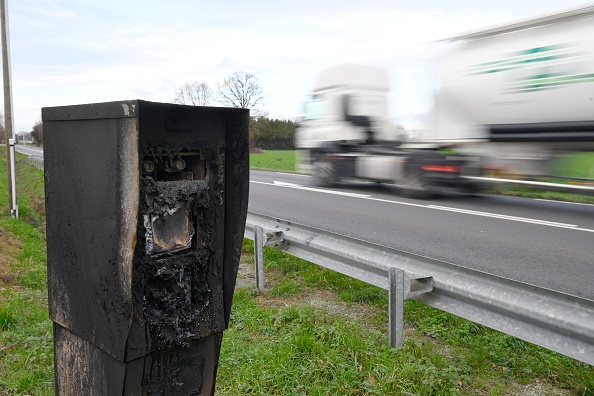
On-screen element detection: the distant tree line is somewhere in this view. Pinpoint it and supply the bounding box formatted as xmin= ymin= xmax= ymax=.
xmin=251 ymin=117 xmax=296 ymax=150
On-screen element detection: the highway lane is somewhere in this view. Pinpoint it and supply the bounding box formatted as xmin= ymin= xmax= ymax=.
xmin=248 ymin=170 xmax=594 ymax=301
xmin=15 ymin=144 xmax=44 ymax=157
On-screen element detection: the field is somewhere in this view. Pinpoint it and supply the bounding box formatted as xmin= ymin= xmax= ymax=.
xmin=250 ymin=150 xmax=297 ymax=172
xmin=554 ymin=152 xmax=594 ymax=178
xmin=0 ymin=150 xmax=593 ymax=395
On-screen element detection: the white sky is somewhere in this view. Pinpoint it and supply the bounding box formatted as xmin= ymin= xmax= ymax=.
xmin=3 ymin=0 xmax=591 ymax=132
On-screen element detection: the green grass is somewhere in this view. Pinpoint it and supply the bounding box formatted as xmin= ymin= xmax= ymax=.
xmin=217 ymin=242 xmax=594 ymax=395
xmin=553 ymin=152 xmax=594 ymax=178
xmin=250 ymin=150 xmax=297 ymax=172
xmin=0 ymin=151 xmax=53 ymax=395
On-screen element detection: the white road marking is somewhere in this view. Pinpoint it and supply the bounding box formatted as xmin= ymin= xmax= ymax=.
xmin=534 ymin=199 xmax=594 ymax=207
xmin=426 ymin=205 xmax=577 ymax=228
xmin=253 ymin=180 xmax=371 ymax=198
xmin=250 ymin=179 xmax=594 ymax=233
xmin=273 ymin=172 xmax=309 ymax=177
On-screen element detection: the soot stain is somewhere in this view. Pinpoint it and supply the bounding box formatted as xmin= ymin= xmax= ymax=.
xmin=133 ymin=147 xmax=224 ymax=350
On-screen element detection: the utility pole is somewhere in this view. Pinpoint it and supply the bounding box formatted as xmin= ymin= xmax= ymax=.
xmin=1 ymin=0 xmax=17 ymax=218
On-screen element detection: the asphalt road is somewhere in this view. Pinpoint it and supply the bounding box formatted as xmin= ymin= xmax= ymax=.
xmin=249 ymin=170 xmax=594 ymax=301
xmin=15 ymin=144 xmax=44 ymax=157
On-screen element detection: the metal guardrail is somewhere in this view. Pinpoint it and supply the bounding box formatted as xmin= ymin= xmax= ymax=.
xmin=21 ymin=155 xmax=44 ymax=171
xmin=245 ymin=211 xmax=594 ymax=366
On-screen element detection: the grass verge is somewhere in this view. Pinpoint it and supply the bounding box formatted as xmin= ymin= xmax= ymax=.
xmin=216 ymin=240 xmax=594 ymax=395
xmin=0 ymin=151 xmax=53 ymax=395
xmin=250 ymin=150 xmax=297 ymax=173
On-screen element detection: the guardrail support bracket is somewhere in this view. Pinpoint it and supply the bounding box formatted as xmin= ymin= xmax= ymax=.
xmin=253 ymin=226 xmax=286 ymax=291
xmin=389 ymin=268 xmax=433 ymax=348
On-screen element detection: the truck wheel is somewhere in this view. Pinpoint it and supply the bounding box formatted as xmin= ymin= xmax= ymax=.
xmin=402 ymin=154 xmax=433 ymax=199
xmin=313 ymin=161 xmax=337 ymax=187
xmin=402 ymin=172 xmax=431 ymax=199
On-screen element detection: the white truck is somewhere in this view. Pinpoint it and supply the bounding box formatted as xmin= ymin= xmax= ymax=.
xmin=295 ymin=63 xmax=482 ymax=196
xmin=296 ymin=3 xmax=594 ymax=196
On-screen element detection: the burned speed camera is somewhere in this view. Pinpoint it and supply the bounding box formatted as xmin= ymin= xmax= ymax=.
xmin=43 ymin=100 xmax=249 ymax=395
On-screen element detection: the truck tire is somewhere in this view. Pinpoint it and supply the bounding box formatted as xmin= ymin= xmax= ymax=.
xmin=313 ymin=160 xmax=338 ymax=187
xmin=402 ymin=170 xmax=431 ymax=199
xmin=401 ymin=152 xmax=435 ymax=199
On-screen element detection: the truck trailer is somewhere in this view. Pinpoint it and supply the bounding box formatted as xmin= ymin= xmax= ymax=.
xmin=425 ymin=2 xmax=594 ymax=175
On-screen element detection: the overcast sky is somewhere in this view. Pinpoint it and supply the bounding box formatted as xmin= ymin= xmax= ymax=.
xmin=3 ymin=0 xmax=591 ymax=132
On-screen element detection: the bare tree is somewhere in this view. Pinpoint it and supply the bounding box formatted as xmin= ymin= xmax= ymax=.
xmin=172 ymin=81 xmax=213 ymax=106
xmin=217 ymin=71 xmax=266 ymax=117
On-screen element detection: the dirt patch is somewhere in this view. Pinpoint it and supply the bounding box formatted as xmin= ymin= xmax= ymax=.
xmin=235 ymin=258 xmax=256 ymax=289
xmin=513 ymin=381 xmax=571 ymax=396
xmin=236 ymin=258 xmax=386 ymax=334
xmin=0 ymin=227 xmax=22 ymax=290
xmin=235 ymin=257 xmax=287 ymax=291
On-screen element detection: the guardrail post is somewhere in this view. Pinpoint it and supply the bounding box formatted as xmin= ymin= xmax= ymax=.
xmin=389 ymin=267 xmax=405 ymax=347
xmin=254 ymin=225 xmax=266 ymax=291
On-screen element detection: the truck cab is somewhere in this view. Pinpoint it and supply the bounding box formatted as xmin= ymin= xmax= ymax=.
xmin=296 ymin=64 xmax=398 ymax=174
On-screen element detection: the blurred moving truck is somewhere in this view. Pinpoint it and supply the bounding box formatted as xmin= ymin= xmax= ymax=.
xmin=296 ymin=3 xmax=594 ymax=196
xmin=295 ymin=63 xmax=481 ymax=196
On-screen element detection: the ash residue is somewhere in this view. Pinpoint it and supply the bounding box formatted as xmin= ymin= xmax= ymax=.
xmin=143 ymin=253 xmax=212 ymax=347
xmin=133 ymin=147 xmax=227 ymax=350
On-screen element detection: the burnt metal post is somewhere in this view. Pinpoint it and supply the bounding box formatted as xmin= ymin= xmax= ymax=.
xmin=43 ymin=100 xmax=249 ymax=395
